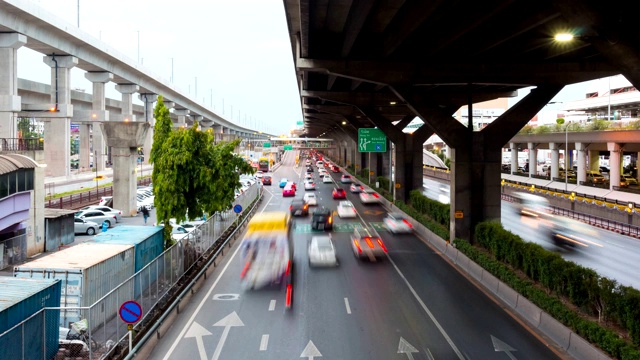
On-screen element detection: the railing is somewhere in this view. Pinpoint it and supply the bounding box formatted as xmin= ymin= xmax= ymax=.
xmin=45 ymin=178 xmax=152 ymax=209
xmin=0 ymin=138 xmax=44 ymax=152
xmin=0 ymin=183 xmax=262 ymax=360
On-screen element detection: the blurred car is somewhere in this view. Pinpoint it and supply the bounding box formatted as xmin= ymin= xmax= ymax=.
xmin=283 ymin=183 xmax=296 ymax=197
xmin=332 ymin=188 xmax=347 ymax=199
xmin=306 ymin=166 xmax=314 ymax=173
xmin=170 ymin=226 xmax=194 ymax=242
xmin=623 ymin=174 xmax=638 ymax=186
xmin=383 ymin=213 xmax=413 ymax=234
xmin=279 ymin=178 xmax=288 ymax=188
xmin=262 ymin=175 xmax=272 ymax=185
xmin=359 ymin=190 xmax=382 ymax=204
xmin=287 ymin=181 xmax=297 ymax=191
xmin=318 ymin=169 xmax=328 ymax=176
xmin=512 ymin=192 xmax=551 ymax=217
xmin=308 ymin=235 xmax=338 ymax=267
xmin=350 ymin=226 xmax=387 ymax=261
xmin=311 ymin=206 xmax=333 ymax=231
xmin=290 ymin=199 xmax=309 ymax=216
xmin=80 ymin=205 xmax=122 ymax=223
xmin=340 ymin=174 xmax=353 ymax=184
xmin=74 ymin=218 xmax=100 ymax=235
xmin=98 ymin=196 xmax=112 ymax=206
xmin=305 ymin=173 xmax=314 ymax=180
xmin=350 ymin=183 xmax=364 ymax=193
xmin=331 ymin=166 xmax=340 ymax=173
xmin=322 ymin=175 xmax=332 ymax=183
xmin=304 ymin=180 xmax=316 ymax=190
xmin=75 ymin=209 xmax=115 ymax=228
xmin=336 ymin=201 xmax=357 ymax=218
xmin=586 ymin=171 xmax=607 ymax=184
xmin=303 ymin=193 xmax=318 ymax=206
xmin=255 ymin=171 xmax=264 ymax=178
xmin=305 ymin=159 xmax=311 ymax=166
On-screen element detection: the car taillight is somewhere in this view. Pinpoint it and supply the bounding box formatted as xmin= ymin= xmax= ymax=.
xmin=353 ymin=208 xmax=357 ymax=213
xmin=354 ymin=239 xmax=363 ymax=253
xmin=377 ymin=238 xmax=388 ymax=253
xmin=289 ymin=205 xmax=293 ymax=211
xmin=402 ymin=219 xmax=413 ymax=228
xmin=304 ymin=205 xmax=308 ymax=210
xmin=328 ymin=216 xmax=333 ymax=224
xmin=365 ymin=237 xmax=374 ymax=248
xmin=372 ymin=193 xmax=379 ymax=198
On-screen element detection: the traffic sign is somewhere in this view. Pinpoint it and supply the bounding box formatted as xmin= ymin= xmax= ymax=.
xmin=233 ymin=204 xmax=243 ymax=214
xmin=284 ymin=145 xmax=293 ymax=150
xmin=263 ymin=143 xmax=271 ymax=148
xmin=119 ymin=300 xmax=142 ymax=324
xmin=296 ymin=120 xmax=304 ymax=126
xmin=358 ymin=128 xmax=387 ymax=152
xmin=455 ymin=210 xmax=464 ymax=219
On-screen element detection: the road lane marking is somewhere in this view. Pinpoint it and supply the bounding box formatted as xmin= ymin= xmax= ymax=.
xmin=386 ymin=254 xmax=465 ymax=359
xmin=260 ymin=334 xmax=269 ymax=351
xmin=269 ymin=299 xmax=276 ymax=311
xmin=344 ymin=297 xmax=351 ymax=314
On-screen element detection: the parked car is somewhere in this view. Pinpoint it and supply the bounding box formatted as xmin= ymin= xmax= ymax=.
xmin=80 ymin=205 xmax=122 ymax=223
xmin=74 ymin=218 xmax=100 ymax=235
xmin=308 ymin=235 xmax=338 ymax=267
xmin=623 ymin=174 xmax=638 ymax=186
xmin=75 ymin=209 xmax=115 ymax=228
xmin=586 ymin=171 xmax=607 ymax=184
xmin=98 ymin=196 xmax=112 ymax=206
xmin=170 ymin=226 xmax=194 ymax=241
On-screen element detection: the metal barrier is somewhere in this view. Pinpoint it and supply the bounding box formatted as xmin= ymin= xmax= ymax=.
xmin=0 ymin=183 xmax=262 ymax=360
xmin=45 ymin=178 xmax=152 ymax=209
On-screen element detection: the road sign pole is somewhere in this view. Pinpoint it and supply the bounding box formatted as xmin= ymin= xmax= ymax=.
xmin=368 ymin=152 xmax=371 ymax=184
xmin=128 ymin=324 xmax=133 ymax=353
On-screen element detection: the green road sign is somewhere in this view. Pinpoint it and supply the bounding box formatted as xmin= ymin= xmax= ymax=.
xmin=297 ymin=121 xmax=304 ymax=126
xmin=358 ymin=128 xmax=387 ymax=152
xmin=294 ymin=222 xmax=386 ymax=234
xmin=284 ymin=145 xmax=293 ymax=150
xmin=263 ymin=142 xmax=271 ymax=148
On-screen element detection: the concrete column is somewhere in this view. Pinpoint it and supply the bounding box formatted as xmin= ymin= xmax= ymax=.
xmin=101 ymin=122 xmax=150 ymax=216
xmin=213 ymin=124 xmax=223 ymax=134
xmin=380 ymin=139 xmax=391 ymax=178
xmin=29 ymin=151 xmax=46 ymax=256
xmin=369 ymin=152 xmax=379 ymax=181
xmin=79 ymin=125 xmax=90 ymax=170
xmin=85 ymin=72 xmax=113 ymax=172
xmin=43 ymin=55 xmax=77 ymax=177
xmin=393 ymin=134 xmax=424 ymax=202
xmin=174 ymin=109 xmax=189 ymax=127
xmin=589 ymin=151 xmax=600 ymax=172
xmin=0 ymin=33 xmax=26 ymax=141
xmin=637 ymin=152 xmax=640 ymax=183
xmin=528 ymin=142 xmax=536 ymax=177
xmin=550 ymin=143 xmax=560 ymax=179
xmin=510 ymin=142 xmax=518 ymax=173
xmin=115 ymin=85 xmax=139 ymax=120
xmin=576 ymin=142 xmax=587 ymax=184
xmin=139 ymin=93 xmax=157 ymax=165
xmin=223 ymin=127 xmax=230 ymax=134
xmin=608 ymin=142 xmax=621 ymax=190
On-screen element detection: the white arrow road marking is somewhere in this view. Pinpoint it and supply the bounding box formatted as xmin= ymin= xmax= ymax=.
xmin=491 ymin=335 xmax=518 ymax=360
xmin=260 ymin=334 xmax=269 ymax=351
xmin=184 ymin=322 xmax=212 ymax=360
xmin=397 ymin=337 xmax=419 ymax=360
xmin=300 ymin=340 xmax=322 ymax=359
xmin=344 ymin=297 xmax=351 ymax=314
xmin=211 ymin=312 xmax=245 ymax=360
xmin=269 ymin=299 xmax=276 ymax=311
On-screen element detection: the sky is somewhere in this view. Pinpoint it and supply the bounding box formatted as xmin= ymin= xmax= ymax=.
xmin=19 ymin=0 xmax=303 ymax=136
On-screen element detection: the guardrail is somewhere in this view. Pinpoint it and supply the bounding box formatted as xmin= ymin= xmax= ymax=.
xmin=0 ymin=137 xmax=44 ymax=152
xmin=45 ymin=178 xmax=152 ymax=210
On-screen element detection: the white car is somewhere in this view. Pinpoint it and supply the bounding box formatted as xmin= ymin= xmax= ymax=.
xmin=75 ymin=209 xmax=116 ymax=228
xmin=305 ymin=173 xmax=314 ymax=180
xmin=308 ymin=235 xmax=338 ymax=267
xmin=303 ymin=193 xmax=318 ymax=206
xmin=80 ymin=205 xmax=122 ymax=223
xmin=350 ymin=183 xmax=365 ymax=193
xmin=322 ymin=175 xmax=332 ymax=184
xmin=98 ymin=196 xmax=112 ymax=206
xmin=304 ymin=180 xmax=316 ymax=190
xmin=383 ymin=213 xmax=413 ymax=234
xmin=170 ymin=226 xmax=194 ymax=242
xmin=318 ymin=169 xmax=328 ymax=176
xmin=336 ymin=201 xmax=357 ymax=218
xmin=359 ymin=190 xmax=382 ymax=204
xmin=255 ymin=171 xmax=264 ymax=178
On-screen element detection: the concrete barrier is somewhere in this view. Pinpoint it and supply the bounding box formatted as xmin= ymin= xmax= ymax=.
xmin=567 ymin=332 xmax=611 ymax=360
xmin=515 ymin=296 xmax=542 ymax=327
xmin=480 ymin=271 xmax=500 ymax=294
xmin=467 ymin=260 xmax=484 ymax=282
xmin=538 ymin=312 xmax=571 ymax=351
xmin=454 ymin=251 xmax=470 ymax=272
xmin=495 ymin=281 xmax=518 ymax=308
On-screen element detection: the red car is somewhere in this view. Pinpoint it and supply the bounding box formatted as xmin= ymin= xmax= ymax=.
xmin=332 ymin=188 xmax=347 ymax=199
xmin=331 ymin=166 xmax=340 ymax=173
xmin=262 ymin=175 xmax=272 ymax=185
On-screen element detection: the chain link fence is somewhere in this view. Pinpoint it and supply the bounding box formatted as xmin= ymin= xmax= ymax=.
xmin=0 ymin=183 xmax=262 ymax=360
xmin=0 ymin=233 xmax=27 ymax=270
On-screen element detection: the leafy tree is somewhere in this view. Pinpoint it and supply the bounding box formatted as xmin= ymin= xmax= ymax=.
xmin=556 ymin=118 xmax=565 ymax=125
xmin=150 ymin=96 xmax=172 ymax=165
xmin=17 ymin=117 xmax=41 ymax=138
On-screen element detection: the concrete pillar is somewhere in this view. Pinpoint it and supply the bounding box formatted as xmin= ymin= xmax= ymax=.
xmin=589 ymin=151 xmax=600 ymax=172
xmin=101 ymin=122 xmax=150 ymax=216
xmin=139 ymin=93 xmax=157 ymax=165
xmin=608 ymin=142 xmax=621 ymax=190
xmin=43 ymin=55 xmax=77 ymax=177
xmin=214 ymin=124 xmax=223 ymax=134
xmin=0 ymin=33 xmax=26 ymax=141
xmin=223 ymin=127 xmax=230 ymax=134
xmin=79 ymin=124 xmax=90 ymax=170
xmin=550 ymin=143 xmax=560 ymax=179
xmin=115 ymin=85 xmax=139 ymax=120
xmin=85 ymin=72 xmax=113 ymax=172
xmin=393 ymin=134 xmax=424 ymax=202
xmin=576 ymin=142 xmax=587 ymax=184
xmin=29 ymin=151 xmax=46 ymax=256
xmin=174 ymin=109 xmax=189 ymax=127
xmin=528 ymin=142 xmax=536 ymax=177
xmin=637 ymin=152 xmax=640 ymax=183
xmin=510 ymin=142 xmax=518 ymax=173
xmin=369 ymin=152 xmax=379 ymax=181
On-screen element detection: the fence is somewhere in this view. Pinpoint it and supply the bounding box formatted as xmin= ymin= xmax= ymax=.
xmin=0 ymin=138 xmax=44 ymax=152
xmin=0 ymin=183 xmax=262 ymax=360
xmin=45 ymin=178 xmax=152 ymax=209
xmin=0 ymin=233 xmax=27 ymax=270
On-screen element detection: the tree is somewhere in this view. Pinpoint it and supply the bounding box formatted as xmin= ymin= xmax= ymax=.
xmin=17 ymin=117 xmax=41 ymax=138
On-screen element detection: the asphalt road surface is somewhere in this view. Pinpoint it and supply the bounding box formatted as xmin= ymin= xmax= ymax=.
xmin=147 ymin=151 xmax=561 ymax=360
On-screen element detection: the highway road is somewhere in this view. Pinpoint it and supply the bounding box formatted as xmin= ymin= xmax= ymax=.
xmin=147 ymin=151 xmax=561 ymax=360
xmin=422 ymin=176 xmax=640 ymax=289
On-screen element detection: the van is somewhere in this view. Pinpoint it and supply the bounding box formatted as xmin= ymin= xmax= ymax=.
xmin=283 ymin=183 xmax=296 ymax=197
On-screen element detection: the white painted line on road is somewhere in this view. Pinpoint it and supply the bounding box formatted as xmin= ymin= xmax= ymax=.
xmin=162 ymin=233 xmax=246 ymax=360
xmin=260 ymin=334 xmax=269 ymax=351
xmin=344 ymin=297 xmax=351 ymax=314
xmin=385 ymin=254 xmax=465 ymax=360
xmin=269 ymin=299 xmax=276 ymax=311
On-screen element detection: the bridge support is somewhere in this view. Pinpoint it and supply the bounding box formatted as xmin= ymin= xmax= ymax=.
xmin=139 ymin=93 xmax=157 ymax=166
xmin=0 ymin=33 xmax=26 ymax=141
xmin=85 ymin=72 xmax=113 ymax=172
xmin=101 ymin=122 xmax=150 ymax=216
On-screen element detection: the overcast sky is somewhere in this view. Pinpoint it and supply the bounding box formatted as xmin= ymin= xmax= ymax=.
xmin=17 ymin=0 xmax=614 ymax=136
xmin=19 ymin=0 xmax=302 ymax=135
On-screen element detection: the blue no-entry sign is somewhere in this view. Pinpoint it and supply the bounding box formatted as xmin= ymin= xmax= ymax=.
xmin=233 ymin=204 xmax=243 ymax=214
xmin=119 ymin=300 xmax=143 ymax=324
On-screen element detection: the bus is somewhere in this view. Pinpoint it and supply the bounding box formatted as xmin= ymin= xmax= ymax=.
xmin=239 ymin=211 xmax=294 ymax=307
xmin=258 ymin=157 xmax=270 ymax=172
